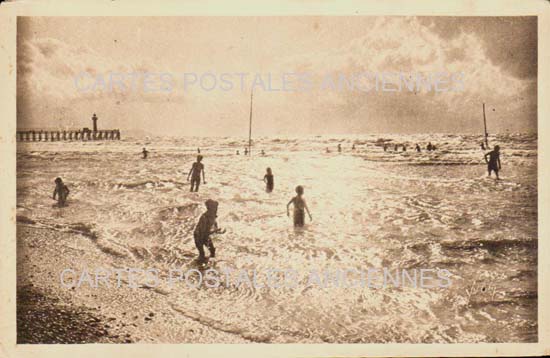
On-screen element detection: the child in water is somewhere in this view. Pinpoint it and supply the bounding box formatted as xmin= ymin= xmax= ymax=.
xmin=287 ymin=186 xmax=312 ymax=227
xmin=194 ymin=199 xmax=224 ymax=261
xmin=263 ymin=167 xmax=274 ymax=192
xmin=484 ymin=145 xmax=502 ymax=180
xmin=52 ymin=177 xmax=70 ymax=207
xmin=187 ymin=155 xmax=206 ymax=192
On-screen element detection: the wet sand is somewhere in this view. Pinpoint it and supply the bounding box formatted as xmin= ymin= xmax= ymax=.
xmin=17 ymin=224 xmax=249 ymax=343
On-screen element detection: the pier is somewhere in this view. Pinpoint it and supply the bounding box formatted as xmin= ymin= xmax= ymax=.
xmin=17 ymin=113 xmax=121 ymax=142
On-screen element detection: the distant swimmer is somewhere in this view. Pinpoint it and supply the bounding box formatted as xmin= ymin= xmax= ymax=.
xmin=236 ymin=150 xmax=240 ymax=155
xmin=244 ymin=148 xmax=249 ymax=156
xmin=402 ymin=145 xmax=407 ymax=152
xmin=394 ymin=144 xmax=399 ymax=151
xmin=142 ymin=147 xmax=149 ymax=159
xmin=287 ymin=185 xmax=312 ymax=227
xmin=52 ymin=177 xmax=70 ymax=207
xmin=193 ymin=199 xmax=225 ymax=262
xmin=187 ymin=155 xmax=206 ymax=192
xmin=383 ymin=144 xmax=388 ymax=152
xmin=352 ymin=144 xmax=356 ymax=150
xmin=415 ymin=144 xmax=421 ymax=152
xmin=484 ymin=145 xmax=502 ymax=180
xmin=197 ymin=147 xmax=201 ymax=154
xmin=337 ymin=144 xmax=342 ymax=153
xmin=427 ymin=142 xmax=433 ymax=151
xmin=261 ymin=150 xmax=266 ymax=156
xmin=480 ymin=142 xmax=486 ymax=150
xmin=264 ymin=167 xmax=274 ymax=192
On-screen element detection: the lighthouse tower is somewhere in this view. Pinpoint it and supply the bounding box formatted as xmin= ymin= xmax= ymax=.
xmin=92 ymin=113 xmax=98 ymax=132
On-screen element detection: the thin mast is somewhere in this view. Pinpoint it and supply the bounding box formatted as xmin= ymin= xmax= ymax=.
xmin=248 ymin=90 xmax=253 ymax=155
xmin=483 ymin=102 xmax=489 ymax=148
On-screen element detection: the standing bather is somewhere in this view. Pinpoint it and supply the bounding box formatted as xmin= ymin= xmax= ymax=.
xmin=484 ymin=145 xmax=502 ymax=180
xmin=52 ymin=177 xmax=70 ymax=207
xmin=187 ymin=155 xmax=206 ymax=192
xmin=263 ymin=167 xmax=274 ymax=193
xmin=287 ymin=185 xmax=312 ymax=227
xmin=193 ymin=199 xmax=224 ymax=262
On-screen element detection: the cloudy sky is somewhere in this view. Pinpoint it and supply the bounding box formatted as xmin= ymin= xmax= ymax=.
xmin=17 ymin=16 xmax=537 ymax=136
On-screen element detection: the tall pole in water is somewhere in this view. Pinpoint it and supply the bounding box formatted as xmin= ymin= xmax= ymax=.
xmin=248 ymin=90 xmax=253 ymax=156
xmin=483 ymin=102 xmax=489 ymax=148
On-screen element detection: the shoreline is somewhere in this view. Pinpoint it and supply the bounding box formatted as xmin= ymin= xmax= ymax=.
xmin=16 ymin=223 xmax=250 ymax=343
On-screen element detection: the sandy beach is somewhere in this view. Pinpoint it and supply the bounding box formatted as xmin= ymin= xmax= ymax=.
xmin=17 ymin=224 xmax=250 ymax=343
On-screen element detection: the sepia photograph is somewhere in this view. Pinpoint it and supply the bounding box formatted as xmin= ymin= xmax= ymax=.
xmin=7 ymin=10 xmax=543 ymax=351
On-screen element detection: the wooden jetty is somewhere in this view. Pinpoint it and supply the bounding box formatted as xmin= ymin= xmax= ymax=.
xmin=17 ymin=113 xmax=121 ymax=142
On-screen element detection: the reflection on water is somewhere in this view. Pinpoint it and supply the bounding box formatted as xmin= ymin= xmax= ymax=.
xmin=17 ymin=133 xmax=537 ymax=342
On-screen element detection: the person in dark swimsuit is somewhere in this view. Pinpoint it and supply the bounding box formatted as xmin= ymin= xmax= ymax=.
xmin=193 ymin=199 xmax=224 ymax=261
xmin=484 ymin=145 xmax=502 ymax=180
xmin=287 ymin=185 xmax=312 ymax=227
xmin=264 ymin=167 xmax=274 ymax=192
xmin=187 ymin=155 xmax=206 ymax=192
xmin=52 ymin=177 xmax=70 ymax=207
xmin=142 ymin=147 xmax=149 ymax=159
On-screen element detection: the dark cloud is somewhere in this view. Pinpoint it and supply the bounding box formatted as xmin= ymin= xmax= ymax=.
xmin=16 ymin=16 xmax=537 ymax=135
xmin=419 ymin=17 xmax=537 ymax=79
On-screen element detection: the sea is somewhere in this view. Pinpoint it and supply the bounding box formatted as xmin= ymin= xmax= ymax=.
xmin=16 ymin=132 xmax=538 ymax=343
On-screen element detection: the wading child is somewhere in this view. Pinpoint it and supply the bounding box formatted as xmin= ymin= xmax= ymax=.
xmin=52 ymin=177 xmax=70 ymax=207
xmin=187 ymin=155 xmax=206 ymax=192
xmin=264 ymin=167 xmax=274 ymax=192
xmin=287 ymin=185 xmax=312 ymax=227
xmin=484 ymin=145 xmax=502 ymax=180
xmin=194 ymin=199 xmax=224 ymax=262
